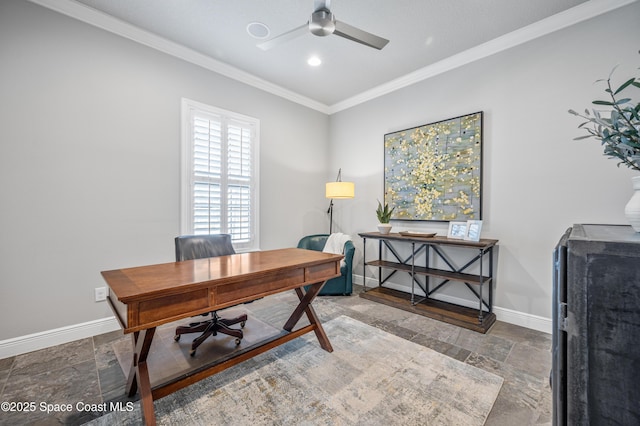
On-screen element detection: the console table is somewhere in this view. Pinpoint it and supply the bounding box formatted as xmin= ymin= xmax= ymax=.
xmin=359 ymin=232 xmax=498 ymax=333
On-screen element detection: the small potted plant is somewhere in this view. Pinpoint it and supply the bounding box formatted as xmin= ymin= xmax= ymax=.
xmin=568 ymin=58 xmax=640 ymax=230
xmin=376 ymin=200 xmax=395 ymax=234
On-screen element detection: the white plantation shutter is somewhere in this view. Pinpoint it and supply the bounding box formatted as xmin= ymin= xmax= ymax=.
xmin=193 ymin=116 xmax=222 ymax=235
xmin=181 ymin=99 xmax=259 ymax=251
xmin=226 ymin=121 xmax=252 ymax=242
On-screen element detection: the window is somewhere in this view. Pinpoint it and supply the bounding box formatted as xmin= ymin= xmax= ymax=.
xmin=181 ymin=98 xmax=259 ymax=251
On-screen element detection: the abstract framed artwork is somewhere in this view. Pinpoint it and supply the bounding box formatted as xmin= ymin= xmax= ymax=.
xmin=384 ymin=111 xmax=483 ymax=222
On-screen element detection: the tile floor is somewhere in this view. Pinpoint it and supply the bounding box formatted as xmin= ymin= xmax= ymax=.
xmin=0 ymin=285 xmax=552 ymax=425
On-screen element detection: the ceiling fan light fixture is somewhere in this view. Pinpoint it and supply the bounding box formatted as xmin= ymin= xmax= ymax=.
xmin=246 ymin=22 xmax=270 ymax=39
xmin=307 ymin=56 xmax=322 ymax=66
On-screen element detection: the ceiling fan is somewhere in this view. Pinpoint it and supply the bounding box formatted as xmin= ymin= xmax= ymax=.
xmin=257 ymin=0 xmax=389 ymax=51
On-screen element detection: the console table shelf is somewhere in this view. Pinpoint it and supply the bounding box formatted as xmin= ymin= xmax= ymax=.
xmin=359 ymin=232 xmax=498 ymax=333
xmin=360 ymin=287 xmax=493 ymax=334
xmin=365 ymin=259 xmax=492 ymax=286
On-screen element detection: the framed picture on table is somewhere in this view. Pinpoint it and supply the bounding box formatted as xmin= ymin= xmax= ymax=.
xmin=464 ymin=220 xmax=483 ymax=242
xmin=447 ymin=222 xmax=468 ymax=239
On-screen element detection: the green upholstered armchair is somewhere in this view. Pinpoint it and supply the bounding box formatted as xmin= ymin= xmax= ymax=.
xmin=297 ymin=234 xmax=355 ymax=295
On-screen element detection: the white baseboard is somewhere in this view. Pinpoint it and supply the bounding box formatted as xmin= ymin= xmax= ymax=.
xmin=492 ymin=305 xmax=551 ymax=334
xmin=355 ymin=275 xmax=552 ymax=334
xmin=0 ymin=316 xmax=120 ymax=359
xmin=1 ymin=276 xmax=552 ymax=359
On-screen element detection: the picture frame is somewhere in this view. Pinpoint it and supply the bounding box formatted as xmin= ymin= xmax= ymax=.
xmin=384 ymin=111 xmax=483 ymax=222
xmin=447 ymin=221 xmax=468 ymax=239
xmin=464 ymin=220 xmax=483 ymax=242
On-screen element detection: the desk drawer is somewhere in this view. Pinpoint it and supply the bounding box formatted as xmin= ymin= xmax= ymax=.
xmin=216 ymin=269 xmax=304 ymax=305
xmin=306 ymin=262 xmax=339 ymax=282
xmin=138 ymin=288 xmax=209 ymax=325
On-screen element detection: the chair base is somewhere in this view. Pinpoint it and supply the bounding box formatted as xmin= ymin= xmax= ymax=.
xmin=174 ymin=311 xmax=247 ymax=356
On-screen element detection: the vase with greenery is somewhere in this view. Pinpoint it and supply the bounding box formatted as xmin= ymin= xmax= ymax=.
xmin=376 ymin=200 xmax=395 ymax=234
xmin=568 ymin=60 xmax=640 ymax=231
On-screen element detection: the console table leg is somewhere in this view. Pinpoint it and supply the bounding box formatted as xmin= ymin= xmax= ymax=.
xmin=362 ymin=237 xmax=367 ymax=292
xmin=378 ymin=239 xmax=382 ymax=288
xmin=478 ymin=249 xmax=484 ymax=324
xmin=411 ymin=242 xmax=416 ymax=305
xmin=489 ymin=247 xmax=494 ymax=312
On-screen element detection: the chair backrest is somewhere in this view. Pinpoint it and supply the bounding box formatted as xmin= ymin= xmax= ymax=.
xmin=297 ymin=234 xmax=355 ymax=263
xmin=175 ymin=234 xmax=235 ymax=261
xmin=296 ymin=234 xmax=330 ymax=252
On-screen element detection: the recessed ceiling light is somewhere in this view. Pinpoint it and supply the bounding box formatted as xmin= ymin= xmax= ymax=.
xmin=307 ymin=56 xmax=322 ymax=66
xmin=246 ymin=22 xmax=270 ymax=39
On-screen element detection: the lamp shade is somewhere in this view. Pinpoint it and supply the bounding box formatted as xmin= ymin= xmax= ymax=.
xmin=326 ymin=181 xmax=355 ymax=199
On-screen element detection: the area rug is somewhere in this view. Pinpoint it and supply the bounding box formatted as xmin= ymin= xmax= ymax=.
xmin=87 ymin=315 xmax=503 ymax=425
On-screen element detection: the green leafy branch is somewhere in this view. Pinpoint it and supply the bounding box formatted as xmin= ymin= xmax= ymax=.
xmin=569 ymin=62 xmax=640 ymax=171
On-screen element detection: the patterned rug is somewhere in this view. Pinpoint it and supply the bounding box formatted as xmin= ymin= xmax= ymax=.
xmin=87 ymin=315 xmax=503 ymax=425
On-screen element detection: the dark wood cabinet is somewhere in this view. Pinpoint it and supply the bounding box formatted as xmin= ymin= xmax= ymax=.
xmin=552 ymin=224 xmax=640 ymax=425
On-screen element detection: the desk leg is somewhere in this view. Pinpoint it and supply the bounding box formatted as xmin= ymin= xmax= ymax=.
xmin=126 ymin=327 xmax=157 ymax=426
xmin=283 ymin=283 xmax=333 ymax=353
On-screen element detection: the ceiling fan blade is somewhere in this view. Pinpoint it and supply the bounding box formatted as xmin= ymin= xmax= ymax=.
xmin=257 ymin=24 xmax=308 ymax=51
xmin=333 ymin=20 xmax=389 ymax=50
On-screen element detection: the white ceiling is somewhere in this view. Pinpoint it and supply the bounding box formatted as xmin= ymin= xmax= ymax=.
xmin=33 ymin=0 xmax=635 ymax=112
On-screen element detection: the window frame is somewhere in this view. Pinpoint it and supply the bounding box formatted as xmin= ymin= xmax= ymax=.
xmin=180 ymin=98 xmax=260 ymax=252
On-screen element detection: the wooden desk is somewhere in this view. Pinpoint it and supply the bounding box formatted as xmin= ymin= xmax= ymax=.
xmin=101 ymin=248 xmax=342 ymax=425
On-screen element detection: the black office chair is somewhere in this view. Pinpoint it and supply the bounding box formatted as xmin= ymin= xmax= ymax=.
xmin=173 ymin=234 xmax=247 ymax=356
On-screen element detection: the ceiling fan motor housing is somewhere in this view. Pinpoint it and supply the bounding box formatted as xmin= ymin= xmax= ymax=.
xmin=309 ymin=10 xmax=335 ymax=36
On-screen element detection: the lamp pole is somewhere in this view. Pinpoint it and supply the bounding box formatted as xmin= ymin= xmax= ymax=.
xmin=327 ymin=199 xmax=334 ymax=234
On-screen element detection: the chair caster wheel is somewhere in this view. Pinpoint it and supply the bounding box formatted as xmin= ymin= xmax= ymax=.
xmin=189 ymin=349 xmax=196 ymax=357
xmin=240 ymin=321 xmax=246 ymax=328
xmin=174 ymin=334 xmax=181 ymax=342
xmin=235 ymin=338 xmax=241 ymax=346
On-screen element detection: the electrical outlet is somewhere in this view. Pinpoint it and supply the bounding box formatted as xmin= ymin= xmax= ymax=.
xmin=94 ymin=287 xmax=107 ymax=302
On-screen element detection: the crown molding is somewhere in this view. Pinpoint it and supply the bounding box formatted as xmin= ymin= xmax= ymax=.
xmin=28 ymin=0 xmax=636 ymax=116
xmin=27 ymin=0 xmax=330 ymax=114
xmin=327 ymin=0 xmax=638 ymax=114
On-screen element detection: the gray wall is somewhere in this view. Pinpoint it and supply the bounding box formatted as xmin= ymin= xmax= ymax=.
xmin=0 ymin=0 xmax=329 ymax=339
xmin=328 ymin=2 xmax=640 ymax=322
xmin=1 ymin=0 xmax=639 ymax=341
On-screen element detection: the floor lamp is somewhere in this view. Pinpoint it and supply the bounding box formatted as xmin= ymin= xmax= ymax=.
xmin=326 ymin=168 xmax=355 ymax=234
